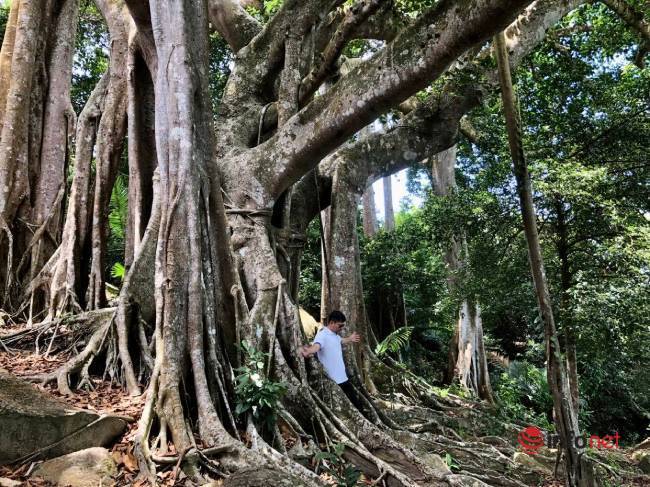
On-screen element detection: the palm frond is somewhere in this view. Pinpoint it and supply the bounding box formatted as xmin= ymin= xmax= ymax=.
xmin=375 ymin=326 xmax=413 ymax=357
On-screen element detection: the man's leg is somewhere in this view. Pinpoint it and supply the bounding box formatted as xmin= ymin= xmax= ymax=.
xmin=338 ymin=380 xmax=367 ymax=414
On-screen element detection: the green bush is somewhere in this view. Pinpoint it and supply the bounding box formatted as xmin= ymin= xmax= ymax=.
xmin=493 ymin=360 xmax=554 ymax=431
xmin=234 ymin=340 xmax=286 ymax=434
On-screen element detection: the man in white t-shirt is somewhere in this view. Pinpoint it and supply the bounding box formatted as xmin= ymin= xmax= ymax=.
xmin=300 ymin=310 xmax=361 ymax=399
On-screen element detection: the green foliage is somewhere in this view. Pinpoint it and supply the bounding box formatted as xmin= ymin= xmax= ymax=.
xmin=401 ymin=1 xmax=650 ymax=439
xmin=72 ymin=2 xmax=109 ymax=113
xmin=492 ymin=361 xmax=554 ymax=431
xmin=0 ymin=2 xmax=9 ymax=47
xmin=107 ymin=173 xmax=127 ymax=285
xmin=314 ymin=442 xmax=363 ymax=487
xmin=375 ymin=326 xmax=413 ymax=357
xmin=298 ymin=219 xmax=323 ymax=317
xmin=207 ymin=31 xmax=231 ymax=113
xmin=361 ymin=209 xmax=452 ymax=382
xmin=444 ymin=453 xmax=460 ymax=473
xmin=111 ymin=262 xmax=125 ymax=282
xmin=234 ymin=340 xmax=286 ymax=433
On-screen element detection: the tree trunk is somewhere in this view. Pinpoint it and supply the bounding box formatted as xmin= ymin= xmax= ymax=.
xmin=44 ymin=0 xmax=129 ymax=316
xmin=85 ymin=0 xmax=129 ymax=310
xmin=494 ymin=31 xmax=593 ymax=486
xmin=433 ymin=146 xmax=494 ymax=402
xmin=383 ymin=175 xmax=395 ymax=230
xmin=362 ymin=184 xmax=377 ymax=237
xmin=124 ymin=48 xmax=157 ymax=269
xmin=28 ymin=0 xmax=79 ymax=308
xmin=0 ymin=0 xmax=77 ymax=315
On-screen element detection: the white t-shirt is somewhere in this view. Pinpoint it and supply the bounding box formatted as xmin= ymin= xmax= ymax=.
xmin=313 ymin=327 xmax=348 ymax=384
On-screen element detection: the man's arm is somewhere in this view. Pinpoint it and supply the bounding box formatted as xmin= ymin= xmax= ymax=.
xmin=342 ymin=332 xmax=361 ymax=345
xmin=301 ymin=343 xmax=321 ymax=357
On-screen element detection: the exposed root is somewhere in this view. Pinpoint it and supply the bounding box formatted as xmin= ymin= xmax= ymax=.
xmin=31 ymin=310 xmax=115 ymax=395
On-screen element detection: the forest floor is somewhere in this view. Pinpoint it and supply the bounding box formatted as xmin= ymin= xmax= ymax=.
xmin=1 ymin=322 xmax=648 ymax=487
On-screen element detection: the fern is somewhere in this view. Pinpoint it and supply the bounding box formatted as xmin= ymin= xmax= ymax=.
xmin=108 ymin=174 xmax=128 ymax=241
xmin=375 ymin=326 xmax=413 ymax=357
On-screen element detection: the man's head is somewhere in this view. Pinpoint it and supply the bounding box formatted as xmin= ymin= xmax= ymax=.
xmin=326 ymin=310 xmax=346 ymax=334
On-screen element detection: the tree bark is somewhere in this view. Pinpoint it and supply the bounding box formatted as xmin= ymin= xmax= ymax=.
xmin=362 ymin=184 xmax=377 ymax=237
xmin=85 ymin=0 xmax=129 ymax=310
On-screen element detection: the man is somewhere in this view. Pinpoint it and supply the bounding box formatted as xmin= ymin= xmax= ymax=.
xmin=301 ymin=310 xmax=361 ymax=400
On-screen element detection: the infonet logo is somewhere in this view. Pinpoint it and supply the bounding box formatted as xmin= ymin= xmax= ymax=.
xmin=517 ymin=426 xmax=621 ymax=455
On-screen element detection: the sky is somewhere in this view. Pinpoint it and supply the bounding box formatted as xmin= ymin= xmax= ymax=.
xmin=369 ymin=169 xmax=423 ymax=223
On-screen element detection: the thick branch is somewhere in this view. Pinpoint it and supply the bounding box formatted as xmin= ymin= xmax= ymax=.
xmin=299 ymin=0 xmax=383 ymax=102
xmin=254 ymin=0 xmax=538 ymax=199
xmin=290 ymin=0 xmax=585 ymax=225
xmin=207 ymin=0 xmax=261 ymax=52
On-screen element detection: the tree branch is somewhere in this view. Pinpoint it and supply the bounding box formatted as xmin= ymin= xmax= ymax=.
xmin=299 ymin=0 xmax=384 ymax=102
xmin=290 ymin=0 xmax=586 ymax=224
xmin=207 ymin=0 xmax=261 ymax=52
xmin=256 ymin=0 xmax=539 ymax=199
xmin=599 ymin=0 xmax=650 ymax=67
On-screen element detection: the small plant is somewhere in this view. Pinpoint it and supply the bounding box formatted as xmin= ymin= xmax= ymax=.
xmin=315 ymin=442 xmax=363 ymax=487
xmin=445 ymin=453 xmax=461 ymax=472
xmin=111 ymin=262 xmax=125 ymax=282
xmin=234 ymin=340 xmax=286 ymax=434
xmin=375 ymin=326 xmax=414 ymax=358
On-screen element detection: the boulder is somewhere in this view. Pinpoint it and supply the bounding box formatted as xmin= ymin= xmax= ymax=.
xmin=421 ymin=453 xmax=452 ymax=474
xmin=513 ymin=451 xmax=553 ymax=475
xmin=0 ymin=369 xmax=127 ymax=464
xmin=31 ymin=447 xmax=117 ymax=487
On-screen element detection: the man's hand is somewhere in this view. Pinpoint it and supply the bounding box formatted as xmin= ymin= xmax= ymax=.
xmin=301 ymin=343 xmax=320 ymax=358
xmin=342 ymin=332 xmax=361 ymax=345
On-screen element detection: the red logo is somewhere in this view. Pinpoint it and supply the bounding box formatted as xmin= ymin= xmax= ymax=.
xmin=518 ymin=426 xmax=544 ymax=454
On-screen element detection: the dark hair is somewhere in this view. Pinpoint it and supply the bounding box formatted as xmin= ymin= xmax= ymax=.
xmin=327 ymin=310 xmax=346 ymax=324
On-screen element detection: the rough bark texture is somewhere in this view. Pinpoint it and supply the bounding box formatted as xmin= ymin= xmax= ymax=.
xmin=0 ymin=0 xmax=79 ymax=316
xmin=43 ymin=0 xmax=130 ymax=317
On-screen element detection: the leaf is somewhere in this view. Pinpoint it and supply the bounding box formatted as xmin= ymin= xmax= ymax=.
xmin=123 ymin=452 xmax=137 ymax=472
xmin=375 ymin=326 xmax=414 ymax=357
xmin=111 ymin=262 xmax=125 ymax=281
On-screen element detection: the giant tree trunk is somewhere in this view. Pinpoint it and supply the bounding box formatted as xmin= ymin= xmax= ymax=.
xmin=23 ymin=0 xmax=567 ymax=484
xmin=0 ymin=0 xmax=79 ymax=317
xmin=494 ymin=31 xmax=593 ymax=487
xmin=433 ymin=146 xmax=494 ymax=403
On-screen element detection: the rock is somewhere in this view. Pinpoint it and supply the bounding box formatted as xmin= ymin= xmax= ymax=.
xmin=0 ymin=369 xmax=127 ymax=464
xmin=632 ymin=450 xmax=650 ymax=474
xmin=31 ymin=447 xmax=117 ymax=487
xmin=0 ymin=478 xmax=22 ymax=487
xmin=513 ymin=451 xmax=553 ymax=475
xmin=421 ymin=453 xmax=452 ymax=474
